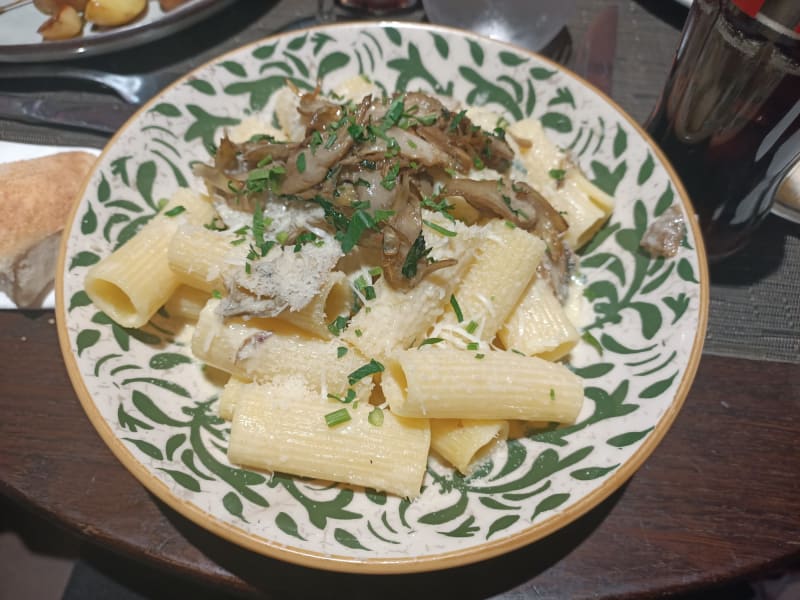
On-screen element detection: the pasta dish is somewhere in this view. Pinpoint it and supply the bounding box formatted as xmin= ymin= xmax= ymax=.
xmin=83 ymin=78 xmax=614 ymax=498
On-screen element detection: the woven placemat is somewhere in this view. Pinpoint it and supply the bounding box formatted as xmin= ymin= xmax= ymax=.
xmin=706 ymin=215 xmax=800 ymax=363
xmin=1 ymin=0 xmax=798 ymax=363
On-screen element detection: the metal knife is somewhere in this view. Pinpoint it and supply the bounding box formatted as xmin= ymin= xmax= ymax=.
xmin=572 ymin=5 xmax=618 ymax=96
xmin=0 ymin=93 xmax=136 ymax=135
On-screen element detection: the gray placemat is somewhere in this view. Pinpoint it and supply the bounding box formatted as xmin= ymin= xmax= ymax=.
xmin=705 ymin=215 xmax=800 ymax=363
xmin=2 ymin=0 xmax=798 ymax=363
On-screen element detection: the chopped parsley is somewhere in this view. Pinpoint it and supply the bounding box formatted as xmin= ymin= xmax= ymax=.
xmin=548 ymin=168 xmax=566 ymax=181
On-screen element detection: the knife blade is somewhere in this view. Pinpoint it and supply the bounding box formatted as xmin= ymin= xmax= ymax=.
xmin=572 ymin=6 xmax=618 ymax=96
xmin=0 ymin=93 xmax=137 ymax=135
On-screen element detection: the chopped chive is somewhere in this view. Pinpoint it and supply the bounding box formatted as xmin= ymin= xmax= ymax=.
xmin=450 ymin=294 xmax=464 ymax=322
xmin=310 ymin=130 xmax=323 ymax=152
xmin=380 ymin=162 xmax=401 ymax=190
xmin=423 ymin=219 xmax=457 ymax=237
xmin=211 ymin=289 xmax=222 ymax=299
xmin=373 ymin=209 xmax=396 ymax=223
xmin=505 ymin=220 xmax=516 ymax=228
xmin=296 ymin=152 xmax=307 ymax=173
xmin=475 ymin=353 xmax=485 ymax=359
xmin=384 ymin=96 xmax=405 ymax=126
xmin=401 ymin=233 xmax=431 ymax=279
xmin=256 ymin=155 xmax=273 ymax=168
xmin=550 ymin=388 xmax=556 ymax=401
xmin=328 ymin=315 xmax=349 ymax=336
xmin=465 ymin=320 xmax=478 ymax=334
xmin=417 ymin=113 xmax=438 ymax=126
xmin=472 ymin=155 xmax=485 ymax=170
xmin=511 ymin=348 xmax=526 ymax=356
xmin=368 ymin=407 xmax=384 ymax=427
xmin=348 ymin=359 xmax=385 ymax=385
xmin=466 ymin=342 xmax=479 ymax=351
xmin=384 ymin=137 xmax=400 ymax=157
xmin=449 ymin=109 xmax=467 ymax=131
xmin=164 ymin=205 xmax=186 ymax=217
xmin=419 ymin=337 xmax=444 ymax=347
xmin=355 ymin=328 xmax=363 ymax=337
xmin=337 ymin=346 xmax=348 ymax=358
xmin=324 ymin=408 xmax=351 ymax=427
xmin=364 ymin=286 xmax=376 ymax=300
xmin=368 ymin=266 xmax=383 ymax=277
xmin=549 ymin=168 xmax=566 ymax=181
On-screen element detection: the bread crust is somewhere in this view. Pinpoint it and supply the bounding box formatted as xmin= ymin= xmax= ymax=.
xmin=0 ymin=151 xmax=96 ymax=259
xmin=0 ymin=151 xmax=96 ymax=306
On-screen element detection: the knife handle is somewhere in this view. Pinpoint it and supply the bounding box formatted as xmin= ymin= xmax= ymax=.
xmin=0 ymin=94 xmax=135 ymax=135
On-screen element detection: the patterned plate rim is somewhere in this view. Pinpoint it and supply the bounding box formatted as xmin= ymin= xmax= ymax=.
xmin=55 ymin=21 xmax=710 ymax=573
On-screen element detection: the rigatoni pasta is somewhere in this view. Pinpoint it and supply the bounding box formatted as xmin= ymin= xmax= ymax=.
xmin=382 ymin=348 xmax=583 ymax=423
xmin=85 ymin=84 xmax=616 ymax=498
xmin=228 ymin=377 xmax=430 ymax=498
xmin=84 ymin=189 xmax=215 ymax=328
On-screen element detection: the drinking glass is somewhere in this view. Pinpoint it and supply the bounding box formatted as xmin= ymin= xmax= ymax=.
xmin=647 ymin=0 xmax=800 ymax=261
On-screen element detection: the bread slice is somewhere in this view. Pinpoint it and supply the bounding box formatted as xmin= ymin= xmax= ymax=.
xmin=0 ymin=151 xmax=96 ymax=307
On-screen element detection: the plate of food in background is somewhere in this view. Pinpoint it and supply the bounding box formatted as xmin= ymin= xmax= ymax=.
xmin=57 ymin=21 xmax=708 ymax=572
xmin=0 ymin=0 xmax=232 ymax=61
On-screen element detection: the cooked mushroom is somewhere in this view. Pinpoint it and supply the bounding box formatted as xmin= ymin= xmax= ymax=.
xmin=195 ymin=89 xmax=573 ymax=303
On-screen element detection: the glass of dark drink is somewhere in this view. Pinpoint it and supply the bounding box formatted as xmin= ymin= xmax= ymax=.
xmin=646 ymin=0 xmax=800 ymax=262
xmin=336 ymin=0 xmax=419 ymax=11
xmin=317 ymin=0 xmax=419 ymax=20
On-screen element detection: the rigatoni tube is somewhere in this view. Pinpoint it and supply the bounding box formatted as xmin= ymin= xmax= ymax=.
xmin=228 ymin=378 xmax=430 ymax=498
xmin=383 ymin=348 xmax=583 ymax=423
xmin=84 ymin=189 xmax=215 ymax=328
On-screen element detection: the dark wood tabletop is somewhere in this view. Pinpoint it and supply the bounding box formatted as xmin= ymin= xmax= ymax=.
xmin=1 ymin=1 xmax=799 ymax=599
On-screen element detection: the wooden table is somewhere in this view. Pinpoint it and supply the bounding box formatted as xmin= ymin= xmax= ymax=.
xmin=2 ymin=1 xmax=799 ymax=598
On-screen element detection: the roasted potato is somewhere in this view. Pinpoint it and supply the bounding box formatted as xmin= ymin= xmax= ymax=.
xmin=34 ymin=0 xmax=88 ymax=15
xmin=84 ymin=0 xmax=147 ymax=27
xmin=37 ymin=4 xmax=84 ymax=39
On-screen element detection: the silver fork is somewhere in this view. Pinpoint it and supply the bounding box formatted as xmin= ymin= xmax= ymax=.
xmin=0 ymin=64 xmax=178 ymax=105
